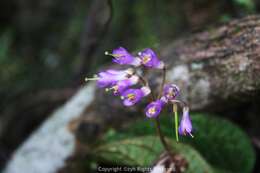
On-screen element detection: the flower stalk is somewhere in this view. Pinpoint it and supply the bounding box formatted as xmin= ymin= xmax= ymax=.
xmin=173 ymin=104 xmax=179 ymax=142
xmin=155 ymin=118 xmax=172 ymax=154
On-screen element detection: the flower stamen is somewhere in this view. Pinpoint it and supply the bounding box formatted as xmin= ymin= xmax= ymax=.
xmin=142 ymin=55 xmax=151 ymax=64
xmin=127 ymin=93 xmax=135 ymax=101
xmin=105 ymin=51 xmax=123 ymax=59
xmin=85 ymin=77 xmax=100 ymax=81
xmin=190 ymin=133 xmax=194 ymax=138
xmin=148 ymin=107 xmax=156 ymax=115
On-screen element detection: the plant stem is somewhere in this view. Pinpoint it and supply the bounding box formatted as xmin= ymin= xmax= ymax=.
xmin=154 ymin=118 xmax=171 ymax=154
xmin=173 ymin=104 xmax=179 ymax=142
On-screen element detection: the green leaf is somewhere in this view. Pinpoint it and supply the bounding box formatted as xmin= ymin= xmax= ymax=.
xmin=95 ymin=136 xmax=213 ymax=173
xmin=233 ymin=0 xmax=255 ymax=12
xmin=0 ymin=30 xmax=12 ymax=62
xmin=181 ymin=114 xmax=255 ymax=173
xmin=103 ymin=114 xmax=255 ymax=173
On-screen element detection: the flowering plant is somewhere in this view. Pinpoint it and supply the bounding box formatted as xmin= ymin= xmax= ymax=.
xmin=86 ymin=47 xmax=193 ymax=154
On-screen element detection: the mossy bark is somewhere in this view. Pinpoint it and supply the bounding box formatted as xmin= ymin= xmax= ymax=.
xmin=160 ymin=15 xmax=260 ymax=110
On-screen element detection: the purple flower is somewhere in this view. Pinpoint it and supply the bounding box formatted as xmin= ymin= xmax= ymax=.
xmin=178 ymin=107 xmax=193 ymax=137
xmin=138 ymin=48 xmax=164 ymax=69
xmin=121 ymin=86 xmax=151 ymax=106
xmin=163 ymin=84 xmax=180 ymax=101
xmin=145 ymin=100 xmax=165 ymax=118
xmin=105 ymin=47 xmax=141 ymax=66
xmin=107 ymin=75 xmax=139 ymax=95
xmin=96 ymin=68 xmax=134 ymax=88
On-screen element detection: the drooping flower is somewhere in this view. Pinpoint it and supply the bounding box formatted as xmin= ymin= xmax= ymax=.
xmin=85 ymin=68 xmax=134 ymax=88
xmin=105 ymin=47 xmax=141 ymax=66
xmin=138 ymin=48 xmax=164 ymax=69
xmin=106 ymin=75 xmax=139 ymax=95
xmin=178 ymin=107 xmax=193 ymax=137
xmin=145 ymin=99 xmax=165 ymax=118
xmin=163 ymin=84 xmax=180 ymax=101
xmin=121 ymin=86 xmax=151 ymax=106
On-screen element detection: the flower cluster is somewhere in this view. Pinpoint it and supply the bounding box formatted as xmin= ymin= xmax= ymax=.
xmin=85 ymin=47 xmax=193 ymax=138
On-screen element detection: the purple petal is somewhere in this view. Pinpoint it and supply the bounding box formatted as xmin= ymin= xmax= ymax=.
xmin=145 ymin=100 xmax=164 ymax=118
xmin=178 ymin=107 xmax=193 ymax=136
xmin=121 ymin=89 xmax=143 ymax=106
xmin=138 ymin=48 xmax=164 ymax=69
xmin=163 ymin=84 xmax=180 ymax=101
xmin=111 ymin=76 xmax=139 ymax=95
xmin=111 ymin=47 xmax=139 ymax=66
xmin=96 ymin=69 xmax=130 ymax=88
xmin=121 ymin=87 xmax=150 ymax=106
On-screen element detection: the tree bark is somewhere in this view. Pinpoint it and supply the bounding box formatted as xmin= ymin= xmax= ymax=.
xmin=161 ymin=15 xmax=260 ymax=110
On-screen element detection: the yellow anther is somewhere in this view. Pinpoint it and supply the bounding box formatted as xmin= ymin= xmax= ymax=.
xmin=142 ymin=55 xmax=151 ymax=64
xmin=112 ymin=85 xmax=119 ymax=94
xmin=148 ymin=107 xmax=156 ymax=115
xmin=105 ymin=85 xmax=119 ymax=93
xmin=113 ymin=85 xmax=119 ymax=91
xmin=113 ymin=54 xmax=123 ymax=59
xmin=167 ymin=88 xmax=178 ymax=98
xmin=127 ymin=93 xmax=135 ymax=101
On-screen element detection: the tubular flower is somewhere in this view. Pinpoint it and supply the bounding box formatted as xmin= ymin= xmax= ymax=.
xmin=121 ymin=86 xmax=151 ymax=106
xmin=106 ymin=75 xmax=139 ymax=95
xmin=93 ymin=68 xmax=134 ymax=88
xmin=145 ymin=100 xmax=165 ymax=118
xmin=105 ymin=47 xmax=141 ymax=66
xmin=178 ymin=107 xmax=193 ymax=137
xmin=138 ymin=48 xmax=164 ymax=69
xmin=163 ymin=84 xmax=180 ymax=101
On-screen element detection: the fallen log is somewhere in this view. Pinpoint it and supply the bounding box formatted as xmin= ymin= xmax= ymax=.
xmin=161 ymin=15 xmax=260 ymax=110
